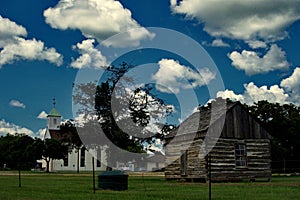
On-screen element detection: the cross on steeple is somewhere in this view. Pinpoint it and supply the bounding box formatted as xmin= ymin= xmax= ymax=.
xmin=53 ymin=98 xmax=56 ymax=108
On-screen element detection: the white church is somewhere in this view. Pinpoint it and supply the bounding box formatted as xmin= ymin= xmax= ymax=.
xmin=44 ymin=102 xmax=107 ymax=172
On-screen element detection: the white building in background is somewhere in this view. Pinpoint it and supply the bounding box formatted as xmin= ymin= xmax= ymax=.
xmin=44 ymin=102 xmax=107 ymax=172
xmin=145 ymin=151 xmax=165 ymax=171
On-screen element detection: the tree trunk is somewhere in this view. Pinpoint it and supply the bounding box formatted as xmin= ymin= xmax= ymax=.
xmin=46 ymin=159 xmax=50 ymax=173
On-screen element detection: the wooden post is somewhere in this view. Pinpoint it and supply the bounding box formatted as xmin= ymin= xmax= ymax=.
xmin=208 ymin=153 xmax=211 ymax=200
xmin=92 ymin=157 xmax=96 ymax=193
xmin=283 ymin=159 xmax=286 ymax=174
xmin=206 ymin=139 xmax=212 ymax=200
xmin=18 ymin=168 xmax=21 ymax=188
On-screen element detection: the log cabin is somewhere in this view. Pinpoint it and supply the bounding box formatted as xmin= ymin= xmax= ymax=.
xmin=165 ymin=100 xmax=272 ymax=182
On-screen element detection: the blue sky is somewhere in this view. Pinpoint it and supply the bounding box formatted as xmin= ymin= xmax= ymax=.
xmin=0 ymin=0 xmax=300 ymax=138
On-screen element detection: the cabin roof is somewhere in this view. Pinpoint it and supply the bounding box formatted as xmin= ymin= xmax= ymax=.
xmin=166 ymin=100 xmax=270 ymax=139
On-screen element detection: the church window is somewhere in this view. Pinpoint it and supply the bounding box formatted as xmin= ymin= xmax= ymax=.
xmin=63 ymin=153 xmax=68 ymax=167
xmin=96 ymin=148 xmax=101 ymax=167
xmin=80 ymin=147 xmax=86 ymax=167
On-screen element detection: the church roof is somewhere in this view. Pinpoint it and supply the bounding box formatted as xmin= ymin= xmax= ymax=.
xmin=47 ymin=108 xmax=61 ymax=117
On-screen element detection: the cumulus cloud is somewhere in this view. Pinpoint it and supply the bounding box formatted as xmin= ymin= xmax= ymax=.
xmin=171 ymin=0 xmax=300 ymax=43
xmin=280 ymin=67 xmax=300 ymax=102
xmin=246 ymin=40 xmax=267 ymax=49
xmin=0 ymin=119 xmax=35 ymax=137
xmin=71 ymin=39 xmax=108 ymax=69
xmin=36 ymin=128 xmax=47 ymax=139
xmin=217 ymin=90 xmax=245 ymax=103
xmin=101 ymin=27 xmax=155 ymax=48
xmin=0 ymin=38 xmax=63 ymax=67
xmin=9 ymin=99 xmax=26 ymax=109
xmin=44 ymin=0 xmax=154 ymax=47
xmin=217 ymin=82 xmax=289 ymax=105
xmin=0 ymin=16 xmax=63 ymax=67
xmin=0 ymin=16 xmax=27 ymax=45
xmin=152 ymin=59 xmax=215 ymax=94
xmin=211 ymin=39 xmax=230 ymax=47
xmin=74 ymin=113 xmax=98 ymax=127
xmin=228 ymin=44 xmax=289 ymax=75
xmin=37 ymin=111 xmax=48 ymax=119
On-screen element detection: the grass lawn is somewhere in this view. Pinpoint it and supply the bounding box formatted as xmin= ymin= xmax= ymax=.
xmin=0 ymin=171 xmax=299 ymax=200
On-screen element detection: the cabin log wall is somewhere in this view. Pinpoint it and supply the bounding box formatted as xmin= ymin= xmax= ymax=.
xmin=209 ymin=138 xmax=271 ymax=181
xmin=165 ymin=138 xmax=206 ymax=180
xmin=165 ymin=103 xmax=272 ymax=182
xmin=165 ymin=138 xmax=271 ymax=181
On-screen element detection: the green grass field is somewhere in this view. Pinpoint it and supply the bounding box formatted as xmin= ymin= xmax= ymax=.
xmin=0 ymin=171 xmax=299 ymax=200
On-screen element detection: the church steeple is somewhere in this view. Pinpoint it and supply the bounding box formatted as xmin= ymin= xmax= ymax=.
xmin=47 ymin=98 xmax=61 ymax=131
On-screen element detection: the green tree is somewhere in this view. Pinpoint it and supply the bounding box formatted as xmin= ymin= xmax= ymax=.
xmin=73 ymin=62 xmax=174 ymax=168
xmin=6 ymin=134 xmax=42 ymax=170
xmin=0 ymin=134 xmax=15 ymax=169
xmin=247 ymin=100 xmax=300 ymax=160
xmin=43 ymin=138 xmax=68 ymax=173
xmin=0 ymin=134 xmax=45 ymax=187
xmin=0 ymin=134 xmax=46 ymax=170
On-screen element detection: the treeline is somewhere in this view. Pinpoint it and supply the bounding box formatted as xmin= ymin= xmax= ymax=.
xmin=0 ymin=134 xmax=67 ymax=171
xmin=246 ymin=100 xmax=300 ymax=161
xmin=1 ymin=99 xmax=299 ymax=172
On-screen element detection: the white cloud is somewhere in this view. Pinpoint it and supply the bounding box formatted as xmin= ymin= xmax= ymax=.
xmin=74 ymin=113 xmax=98 ymax=127
xmin=246 ymin=40 xmax=267 ymax=49
xmin=44 ymin=0 xmax=154 ymax=47
xmin=145 ymin=138 xmax=163 ymax=152
xmin=217 ymin=82 xmax=289 ymax=105
xmin=9 ymin=99 xmax=26 ymax=109
xmin=152 ymin=59 xmax=215 ymax=94
xmin=101 ymin=27 xmax=155 ymax=48
xmin=36 ymin=128 xmax=47 ymax=139
xmin=217 ymin=90 xmax=245 ymax=103
xmin=280 ymin=67 xmax=300 ymax=103
xmin=243 ymin=83 xmax=289 ymax=105
xmin=171 ymin=0 xmax=300 ymax=43
xmin=0 ymin=119 xmax=35 ymax=137
xmin=71 ymin=39 xmax=108 ymax=69
xmin=211 ymin=39 xmax=229 ymax=47
xmin=0 ymin=16 xmax=63 ymax=67
xmin=0 ymin=38 xmax=63 ymax=66
xmin=37 ymin=111 xmax=48 ymax=119
xmin=228 ymin=44 xmax=289 ymax=75
xmin=0 ymin=16 xmax=27 ymax=45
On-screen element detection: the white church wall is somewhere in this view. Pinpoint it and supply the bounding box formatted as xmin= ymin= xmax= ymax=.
xmin=49 ymin=147 xmax=107 ymax=172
